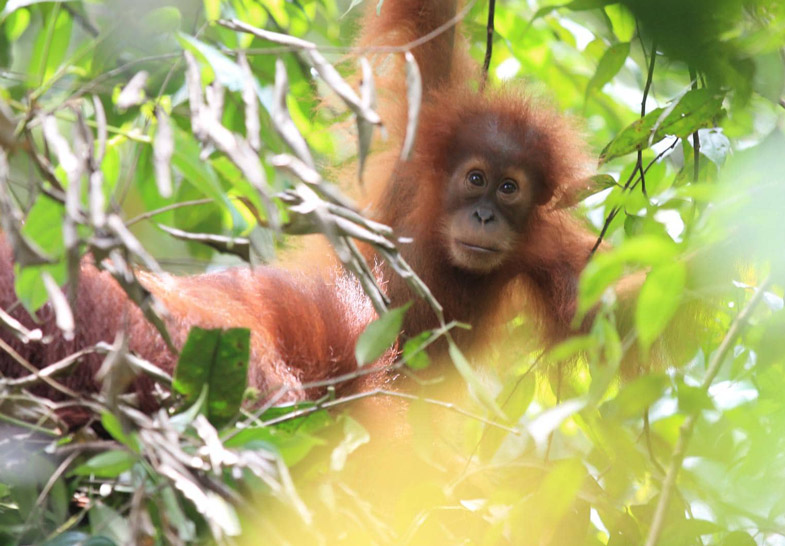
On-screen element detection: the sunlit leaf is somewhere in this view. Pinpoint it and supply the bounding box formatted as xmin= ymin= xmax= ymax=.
xmin=448 ymin=339 xmax=506 ymax=419
xmin=677 ymin=382 xmax=714 ymax=413
xmin=330 ymin=415 xmax=369 ymax=471
xmin=636 ymin=261 xmax=686 ymax=352
xmin=585 ymin=42 xmax=629 ymax=101
xmin=225 ymin=425 xmax=326 ymax=466
xmin=602 ymin=374 xmax=670 ymax=420
xmin=401 ymin=330 xmax=431 ymax=370
xmin=355 ymin=303 xmax=409 ymax=366
xmin=605 ymin=3 xmax=635 ymax=42
xmin=601 ymin=89 xmax=724 ymax=162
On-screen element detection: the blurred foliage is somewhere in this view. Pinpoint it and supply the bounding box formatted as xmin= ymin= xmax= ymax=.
xmin=0 ymin=0 xmax=784 ymax=545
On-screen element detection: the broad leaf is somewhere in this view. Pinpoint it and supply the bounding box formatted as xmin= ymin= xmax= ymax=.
xmin=173 ymin=327 xmax=250 ymax=426
xmin=355 ymin=303 xmax=409 ymax=366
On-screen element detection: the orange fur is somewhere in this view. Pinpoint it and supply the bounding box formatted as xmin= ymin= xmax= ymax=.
xmin=0 ymin=0 xmax=602 ymax=425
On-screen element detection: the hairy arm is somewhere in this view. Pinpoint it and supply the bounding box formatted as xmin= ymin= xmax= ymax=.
xmin=355 ymin=0 xmax=473 ymax=133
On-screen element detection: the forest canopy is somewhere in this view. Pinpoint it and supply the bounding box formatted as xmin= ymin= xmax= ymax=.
xmin=0 ymin=0 xmax=784 ymax=544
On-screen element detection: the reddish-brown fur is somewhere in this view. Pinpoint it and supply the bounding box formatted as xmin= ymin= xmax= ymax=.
xmin=0 ymin=0 xmax=601 ymax=424
xmin=353 ymin=0 xmax=596 ymax=353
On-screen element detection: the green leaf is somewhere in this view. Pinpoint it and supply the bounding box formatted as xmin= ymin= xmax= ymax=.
xmin=579 ymin=235 xmax=678 ymax=315
xmin=537 ymin=458 xmax=586 ymax=521
xmin=355 ymin=303 xmax=409 ymax=366
xmin=0 ymin=26 xmax=9 ymax=69
xmin=601 ymin=89 xmax=724 ymax=163
xmin=448 ymin=339 xmax=506 ymax=419
xmin=173 ymin=327 xmax=250 ymax=426
xmin=203 ymin=0 xmax=221 ymax=21
xmin=660 ymin=518 xmax=722 ymax=544
xmin=330 ymin=415 xmax=369 ymax=471
xmin=586 ymin=42 xmax=629 ymax=100
xmin=21 ymin=185 xmax=64 ymax=254
xmin=178 ymin=32 xmax=247 ymax=92
xmin=3 ymin=7 xmax=29 ymax=40
xmin=547 ymin=334 xmax=598 ymax=362
xmin=14 ymin=262 xmax=66 ymax=312
xmin=160 ymin=486 xmax=196 ymax=542
xmin=721 ymin=531 xmax=757 ymax=546
xmin=225 ymin=426 xmax=325 ymax=466
xmin=172 ymin=126 xmax=230 ymax=205
xmin=30 ymin=6 xmax=71 ymax=85
xmin=88 ymin=502 xmax=130 ymax=546
xmin=636 ymin=261 xmax=686 ymax=352
xmin=1 ymin=0 xmax=72 ymax=19
xmin=588 ymin=317 xmax=623 ymax=402
xmin=677 ymin=382 xmax=714 ymax=413
xmin=100 ymin=411 xmax=132 ymax=449
xmin=605 ymin=4 xmax=635 ymax=42
xmin=401 ymin=330 xmax=431 ymax=370
xmin=479 ymin=373 xmax=536 ymax=461
xmin=70 ymin=450 xmax=136 ymax=478
xmin=602 ymin=374 xmax=670 ymax=420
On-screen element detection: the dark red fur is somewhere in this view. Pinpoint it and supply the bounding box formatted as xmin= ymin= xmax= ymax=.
xmin=0 ymin=0 xmax=600 ymax=425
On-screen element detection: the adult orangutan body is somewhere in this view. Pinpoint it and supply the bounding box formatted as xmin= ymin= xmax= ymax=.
xmin=0 ymin=0 xmax=599 ymax=423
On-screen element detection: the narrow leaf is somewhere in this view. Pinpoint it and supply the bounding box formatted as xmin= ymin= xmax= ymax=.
xmin=400 ymin=51 xmax=422 ymax=161
xmin=355 ymin=304 xmax=410 ymax=366
xmin=71 ymin=450 xmax=136 ymax=478
xmin=448 ymin=340 xmax=506 ymax=419
xmin=586 ymin=42 xmax=629 ymax=100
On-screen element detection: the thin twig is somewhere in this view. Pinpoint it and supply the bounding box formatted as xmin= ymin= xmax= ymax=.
xmin=125 ymin=198 xmax=216 ymax=227
xmin=459 ymin=350 xmax=544 ymax=475
xmin=590 ymin=137 xmax=678 ymax=255
xmin=217 ymin=0 xmax=474 ymax=58
xmin=590 ymin=40 xmax=659 ymax=254
xmin=480 ymin=0 xmax=496 ymax=91
xmin=0 ymin=337 xmax=80 ymax=398
xmin=641 ymin=43 xmax=657 ymax=118
xmin=226 ymin=320 xmax=464 ymax=440
xmin=260 ymin=388 xmax=522 ymax=434
xmin=61 ymin=3 xmax=99 ymax=37
xmin=54 ymin=440 xmax=123 ymax=454
xmin=31 ymin=451 xmax=80 ymax=514
xmin=644 ymin=277 xmax=772 ymax=546
xmin=689 ymin=67 xmax=701 ymax=183
xmin=2 ymin=347 xmax=98 ymax=388
xmin=639 ymin=42 xmax=657 ymax=198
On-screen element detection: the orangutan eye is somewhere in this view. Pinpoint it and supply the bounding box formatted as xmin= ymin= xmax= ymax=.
xmin=467 ymin=170 xmax=486 ymax=187
xmin=499 ymin=179 xmax=518 ymax=194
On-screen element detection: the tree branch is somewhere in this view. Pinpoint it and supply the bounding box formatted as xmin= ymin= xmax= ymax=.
xmin=644 ymin=277 xmax=772 ymax=546
xmin=480 ymin=0 xmax=496 ymax=90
